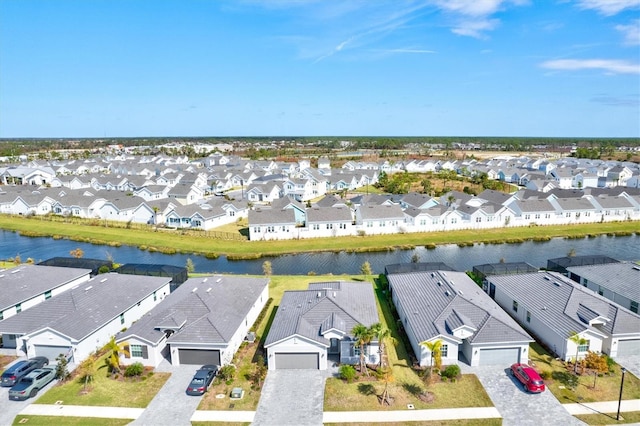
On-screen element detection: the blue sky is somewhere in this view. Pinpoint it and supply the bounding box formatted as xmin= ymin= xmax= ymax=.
xmin=1 ymin=0 xmax=639 ymax=138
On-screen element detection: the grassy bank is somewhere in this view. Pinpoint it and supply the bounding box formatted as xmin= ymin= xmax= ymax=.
xmin=0 ymin=214 xmax=638 ymax=260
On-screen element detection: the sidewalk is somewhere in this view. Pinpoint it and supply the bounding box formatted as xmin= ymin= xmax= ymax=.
xmin=191 ymin=410 xmax=256 ymax=423
xmin=563 ymin=399 xmax=640 ymax=415
xmin=323 ymin=407 xmax=501 ymax=423
xmin=19 ymin=404 xmax=144 ymax=419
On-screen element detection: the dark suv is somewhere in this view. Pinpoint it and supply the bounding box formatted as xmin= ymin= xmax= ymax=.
xmin=1 ymin=357 xmax=49 ymax=387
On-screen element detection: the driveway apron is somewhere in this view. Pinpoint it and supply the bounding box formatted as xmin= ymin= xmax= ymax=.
xmin=473 ymin=366 xmax=586 ymax=426
xmin=616 ymin=355 xmax=640 ymax=379
xmin=252 ymin=370 xmax=326 ymax=426
xmin=130 ymin=363 xmax=204 ymax=426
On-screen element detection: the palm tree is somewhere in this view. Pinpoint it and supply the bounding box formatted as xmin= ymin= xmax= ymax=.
xmin=352 ymin=324 xmax=374 ymax=376
xmin=569 ymin=332 xmax=588 ymax=373
xmin=371 ymin=323 xmax=397 ymax=369
xmin=104 ymin=337 xmax=130 ymax=377
xmin=420 ymin=339 xmax=443 ymax=377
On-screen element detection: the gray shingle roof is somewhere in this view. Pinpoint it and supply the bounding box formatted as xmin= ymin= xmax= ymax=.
xmin=306 ymin=206 xmax=352 ymax=223
xmin=118 ymin=275 xmax=268 ymax=346
xmin=0 ymin=265 xmax=92 ymax=311
xmin=388 ymin=271 xmax=532 ymax=345
xmin=248 ymin=208 xmax=296 ymax=225
xmin=486 ymin=271 xmax=640 ymax=339
xmin=0 ymin=273 xmax=171 ymax=340
xmin=566 ymin=262 xmax=640 ymax=303
xmin=264 ymin=281 xmax=379 ymax=348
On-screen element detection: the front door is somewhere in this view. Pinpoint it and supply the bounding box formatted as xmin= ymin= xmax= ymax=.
xmin=489 ymin=283 xmax=496 ymax=299
xmin=329 ymin=338 xmax=339 ymax=354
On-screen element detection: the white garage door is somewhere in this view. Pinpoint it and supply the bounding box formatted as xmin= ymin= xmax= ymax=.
xmin=617 ymin=339 xmax=640 ymax=357
xmin=34 ymin=345 xmax=72 ymax=364
xmin=275 ymin=353 xmax=319 ymax=369
xmin=479 ymin=347 xmax=520 ymax=366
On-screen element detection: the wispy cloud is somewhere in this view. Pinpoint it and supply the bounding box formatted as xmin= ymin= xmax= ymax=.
xmin=432 ymin=0 xmax=528 ymax=38
xmin=590 ymin=93 xmax=640 ymax=107
xmin=616 ymin=20 xmax=640 ymax=45
xmin=574 ymin=0 xmax=640 ymax=16
xmin=540 ymin=59 xmax=640 ymax=74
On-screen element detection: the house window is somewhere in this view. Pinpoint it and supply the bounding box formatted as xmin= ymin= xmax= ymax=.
xmin=566 ymin=212 xmax=571 ymax=218
xmin=153 ymin=291 xmax=157 ymax=302
xmin=313 ymin=224 xmax=319 ymax=230
xmin=526 ymin=311 xmax=531 ymax=323
xmin=475 ymin=217 xmax=482 ymax=223
xmin=545 ymin=214 xmax=551 ymax=219
xmin=524 ymin=214 xmax=530 ymax=220
xmin=441 ymin=344 xmax=448 ymax=357
xmin=631 ymin=301 xmax=638 ymax=314
xmin=578 ymin=341 xmax=589 ymax=352
xmin=535 ymin=214 xmax=540 ymax=219
xmin=598 ymin=286 xmax=604 ymax=296
xmin=0 ymin=311 xmax=3 ymax=321
xmin=451 ymin=218 xmax=457 ymax=224
xmin=254 ymin=227 xmax=261 ymax=232
xmin=512 ymin=300 xmax=518 ymax=313
xmin=16 ymin=303 xmax=22 ymax=313
xmin=45 ymin=290 xmax=52 ymax=300
xmin=267 ymin=226 xmax=275 ymax=233
xmin=130 ymin=345 xmax=144 ymax=358
xmin=120 ymin=313 xmax=125 ymax=325
xmin=326 ymin=224 xmax=333 ymax=229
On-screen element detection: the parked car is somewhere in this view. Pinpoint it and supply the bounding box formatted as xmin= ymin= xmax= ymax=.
xmin=186 ymin=365 xmax=219 ymax=396
xmin=510 ymin=363 xmax=545 ymax=393
xmin=8 ymin=367 xmax=56 ymax=401
xmin=1 ymin=357 xmax=49 ymax=387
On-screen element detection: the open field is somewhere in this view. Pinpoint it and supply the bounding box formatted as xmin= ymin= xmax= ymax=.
xmin=0 ymin=214 xmax=637 ymax=259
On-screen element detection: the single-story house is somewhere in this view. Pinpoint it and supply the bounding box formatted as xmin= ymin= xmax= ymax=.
xmin=264 ymin=281 xmax=380 ymax=370
xmin=0 ymin=265 xmax=92 ymax=324
xmin=0 ymin=273 xmax=171 ymax=364
xmin=117 ymin=275 xmax=269 ymax=367
xmin=484 ymin=271 xmax=640 ymax=360
xmin=387 ymin=270 xmax=532 ymax=367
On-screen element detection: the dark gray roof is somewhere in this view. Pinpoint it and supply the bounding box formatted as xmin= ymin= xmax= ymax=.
xmin=485 ymin=271 xmax=640 ymax=338
xmin=388 ymin=271 xmax=532 ymax=345
xmin=0 ymin=274 xmax=171 ymax=340
xmin=118 ymin=275 xmax=268 ymax=345
xmin=264 ymin=281 xmax=379 ymax=348
xmin=0 ymin=265 xmax=92 ymax=311
xmin=567 ymin=262 xmax=640 ymax=302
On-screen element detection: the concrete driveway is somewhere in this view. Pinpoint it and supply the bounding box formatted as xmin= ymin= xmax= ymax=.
xmin=252 ymin=370 xmax=327 ymax=426
xmin=130 ymin=362 xmax=205 ymax=426
xmin=615 ymin=355 xmax=640 ymax=380
xmin=472 ymin=366 xmax=586 ymax=426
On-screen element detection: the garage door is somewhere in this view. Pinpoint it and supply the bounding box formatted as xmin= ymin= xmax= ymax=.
xmin=178 ymin=349 xmax=221 ymax=366
xmin=275 ymin=353 xmax=319 ymax=369
xmin=617 ymin=339 xmax=640 ymax=357
xmin=479 ymin=347 xmax=520 ymax=366
xmin=33 ymin=345 xmax=72 ymax=364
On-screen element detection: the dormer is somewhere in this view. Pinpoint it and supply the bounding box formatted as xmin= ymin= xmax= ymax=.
xmin=445 ymin=310 xmax=477 ymax=339
xmin=577 ymin=303 xmax=610 ymax=327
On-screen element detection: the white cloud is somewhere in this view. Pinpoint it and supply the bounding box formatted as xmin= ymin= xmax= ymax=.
xmin=575 ymin=0 xmax=640 ymax=16
xmin=540 ymin=59 xmax=640 ymax=74
xmin=616 ymin=20 xmax=640 ymax=45
xmin=452 ymin=18 xmax=500 ymax=38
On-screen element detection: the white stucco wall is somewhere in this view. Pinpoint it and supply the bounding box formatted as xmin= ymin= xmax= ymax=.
xmin=266 ymin=336 xmax=327 ymax=370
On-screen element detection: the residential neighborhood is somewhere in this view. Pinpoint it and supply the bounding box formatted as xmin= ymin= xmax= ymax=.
xmin=1 ymin=152 xmax=639 ymax=240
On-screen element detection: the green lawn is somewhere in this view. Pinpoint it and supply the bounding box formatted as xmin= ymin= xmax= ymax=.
xmin=12 ymin=416 xmax=130 ymax=426
xmin=1 ymin=214 xmax=637 ymax=260
xmin=324 ymin=374 xmax=493 ymax=411
xmin=529 ymin=343 xmax=640 ymax=403
xmin=574 ymin=411 xmax=640 ymax=425
xmin=37 ymin=354 xmax=170 ymax=408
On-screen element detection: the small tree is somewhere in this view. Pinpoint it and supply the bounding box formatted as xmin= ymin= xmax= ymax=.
xmin=219 ymin=364 xmax=236 ymax=382
xmin=361 ymin=261 xmax=372 ymax=276
xmin=569 ymin=331 xmax=588 ymax=373
xmin=55 ymin=353 xmax=71 ymax=381
xmin=339 ymin=365 xmax=357 ymax=383
xmin=104 ymin=337 xmax=130 ymax=377
xmin=371 ymin=323 xmax=397 ymax=368
xmin=584 ymin=351 xmax=608 ymax=389
xmin=262 ymin=261 xmax=272 ymax=276
xmin=420 ymin=339 xmax=443 ymax=379
xmin=185 ymin=258 xmax=195 ymax=274
xmin=77 ymin=356 xmax=96 ymax=391
xmin=378 ymin=367 xmax=394 ymax=406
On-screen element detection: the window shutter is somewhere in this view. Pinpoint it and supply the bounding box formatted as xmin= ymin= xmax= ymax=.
xmin=141 ymin=345 xmax=149 ymax=359
xmin=124 ymin=345 xmax=130 ymax=358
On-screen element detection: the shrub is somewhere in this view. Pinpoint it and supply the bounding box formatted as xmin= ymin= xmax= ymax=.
xmin=219 ymin=364 xmax=236 ymax=382
xmin=539 ymin=370 xmax=551 ymax=380
xmin=339 ymin=365 xmax=357 ymax=383
xmin=441 ymin=365 xmax=461 ymax=379
xmin=124 ymin=362 xmax=144 ymax=377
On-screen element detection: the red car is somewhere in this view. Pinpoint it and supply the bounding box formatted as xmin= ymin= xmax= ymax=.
xmin=510 ymin=363 xmax=545 ymax=393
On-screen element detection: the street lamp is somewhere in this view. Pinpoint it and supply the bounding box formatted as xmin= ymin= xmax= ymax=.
xmin=617 ymin=367 xmax=626 ymax=420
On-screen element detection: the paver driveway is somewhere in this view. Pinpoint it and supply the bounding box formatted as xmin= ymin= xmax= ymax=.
xmin=252 ymin=370 xmax=327 ymax=426
xmin=473 ymin=365 xmax=586 ymax=426
xmin=130 ymin=362 xmax=204 ymax=426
